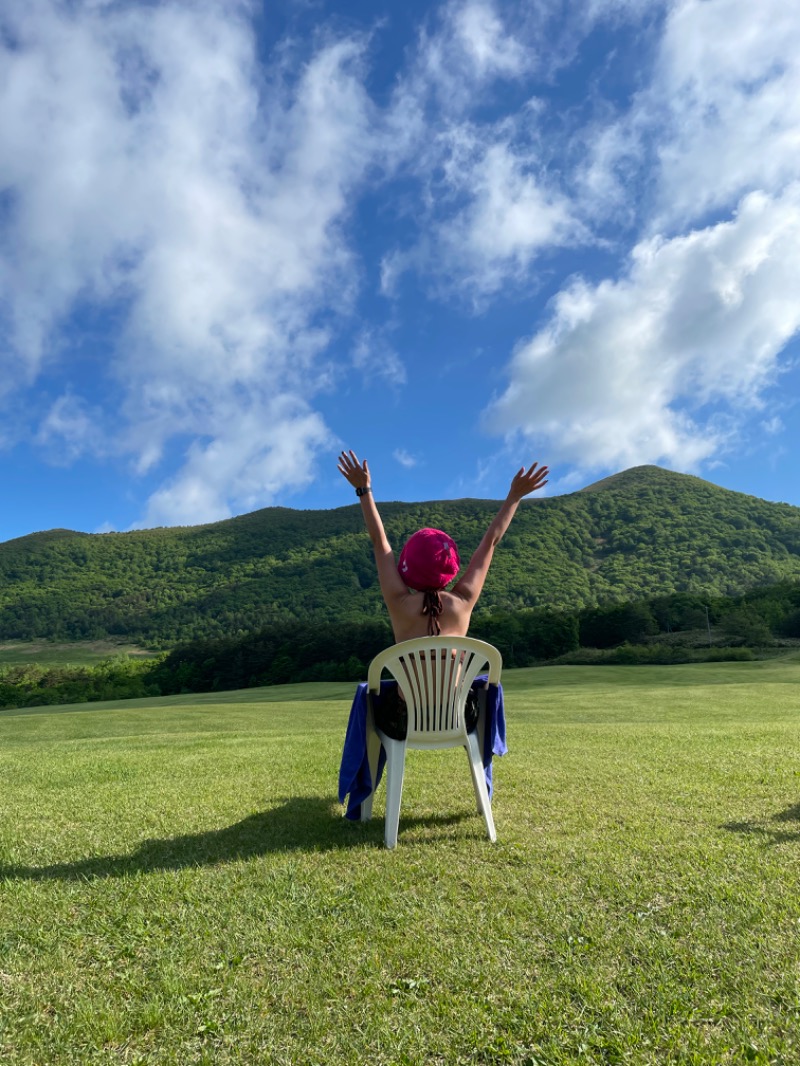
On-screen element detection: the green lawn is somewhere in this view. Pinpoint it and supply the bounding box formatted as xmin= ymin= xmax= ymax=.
xmin=1 ymin=659 xmax=799 ymax=1065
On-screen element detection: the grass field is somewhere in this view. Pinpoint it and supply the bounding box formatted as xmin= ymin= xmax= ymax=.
xmin=0 ymin=640 xmax=158 ymax=667
xmin=1 ymin=658 xmax=799 ymax=1065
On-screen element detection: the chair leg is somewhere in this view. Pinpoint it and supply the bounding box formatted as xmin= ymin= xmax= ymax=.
xmin=380 ymin=734 xmax=407 ymax=849
xmin=466 ymin=734 xmax=496 ymax=843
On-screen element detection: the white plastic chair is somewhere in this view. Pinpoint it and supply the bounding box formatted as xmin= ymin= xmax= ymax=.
xmin=361 ymin=636 xmax=502 ymax=848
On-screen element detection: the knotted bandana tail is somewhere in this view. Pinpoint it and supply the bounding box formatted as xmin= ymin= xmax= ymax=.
xmin=422 ymin=589 xmax=443 ymax=635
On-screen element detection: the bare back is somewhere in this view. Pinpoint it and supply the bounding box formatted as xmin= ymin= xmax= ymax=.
xmin=385 ymin=590 xmax=473 ymax=643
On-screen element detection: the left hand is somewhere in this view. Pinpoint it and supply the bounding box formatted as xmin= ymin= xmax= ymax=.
xmin=507 ymin=462 xmax=549 ymax=501
xmin=337 ymin=450 xmax=370 ymax=491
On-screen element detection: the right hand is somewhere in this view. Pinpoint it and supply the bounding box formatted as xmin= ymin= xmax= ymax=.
xmin=337 ymin=450 xmax=370 ymax=491
xmin=508 ymin=462 xmax=549 ymax=500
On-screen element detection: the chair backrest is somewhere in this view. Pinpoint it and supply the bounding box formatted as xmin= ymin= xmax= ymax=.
xmin=367 ymin=636 xmax=502 ymax=743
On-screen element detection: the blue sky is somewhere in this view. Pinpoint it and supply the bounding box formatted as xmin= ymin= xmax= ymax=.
xmin=2 ymin=0 xmax=800 ymax=543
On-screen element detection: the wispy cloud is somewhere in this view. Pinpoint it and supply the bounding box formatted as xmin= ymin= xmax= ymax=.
xmin=392 ymin=448 xmax=418 ymax=468
xmin=352 ymin=328 xmax=406 ymax=387
xmin=378 ymin=0 xmax=582 ymax=300
xmin=425 ymin=129 xmax=581 ymax=302
xmin=411 ymin=0 xmax=532 ymax=115
xmin=35 ymin=394 xmax=106 ymax=465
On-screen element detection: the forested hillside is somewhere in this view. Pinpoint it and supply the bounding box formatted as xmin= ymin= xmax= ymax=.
xmin=2 ymin=465 xmax=800 ymax=647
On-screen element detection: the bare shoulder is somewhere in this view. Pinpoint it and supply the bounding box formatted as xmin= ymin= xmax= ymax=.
xmin=386 ymin=592 xmax=424 ymax=640
xmin=439 ymin=590 xmax=471 ymax=614
xmin=437 ymin=591 xmax=473 ymax=634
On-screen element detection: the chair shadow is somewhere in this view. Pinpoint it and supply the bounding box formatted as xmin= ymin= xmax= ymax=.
xmin=721 ymin=801 xmax=800 ymax=845
xmin=0 ymin=797 xmax=472 ymax=882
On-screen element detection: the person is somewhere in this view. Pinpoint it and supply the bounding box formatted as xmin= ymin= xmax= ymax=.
xmin=337 ymin=449 xmax=549 ymax=786
xmin=337 ymin=449 xmax=549 ymax=641
xmin=337 ymin=450 xmax=548 ymax=739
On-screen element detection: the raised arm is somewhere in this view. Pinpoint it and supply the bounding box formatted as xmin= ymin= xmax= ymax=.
xmin=337 ymin=450 xmax=408 ymax=607
xmin=452 ymin=462 xmax=549 ymax=608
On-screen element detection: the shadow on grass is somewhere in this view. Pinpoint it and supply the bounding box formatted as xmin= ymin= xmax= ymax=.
xmin=0 ymin=797 xmax=472 ymax=881
xmin=722 ymin=802 xmax=800 ymax=845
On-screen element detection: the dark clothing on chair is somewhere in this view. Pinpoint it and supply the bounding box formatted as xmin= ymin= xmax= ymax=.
xmin=373 ymin=683 xmax=480 ymax=740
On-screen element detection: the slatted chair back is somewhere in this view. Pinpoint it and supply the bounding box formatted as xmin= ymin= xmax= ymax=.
xmin=367 ymin=636 xmax=502 ymax=748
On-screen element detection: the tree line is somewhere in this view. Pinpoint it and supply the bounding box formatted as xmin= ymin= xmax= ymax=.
xmin=2 ymin=580 xmax=799 ymax=709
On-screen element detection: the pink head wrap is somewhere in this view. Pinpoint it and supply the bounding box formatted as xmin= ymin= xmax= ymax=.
xmin=397 ymin=528 xmax=460 ymax=591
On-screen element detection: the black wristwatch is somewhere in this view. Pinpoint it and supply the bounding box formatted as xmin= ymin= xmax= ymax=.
xmin=356 ymin=486 xmax=371 ymax=497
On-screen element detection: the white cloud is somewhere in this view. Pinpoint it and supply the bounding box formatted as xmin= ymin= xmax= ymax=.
xmin=377 ymin=0 xmax=531 ymax=171
xmin=762 ymin=416 xmax=784 ymax=436
xmin=432 ymin=133 xmax=580 ymax=299
xmin=651 ymin=0 xmax=800 ymax=227
xmin=449 ymin=1 xmax=529 ymax=81
xmin=488 ymin=185 xmax=800 ymax=472
xmin=572 ymin=112 xmax=647 ymax=225
xmin=382 ymin=108 xmax=580 ymax=301
xmin=351 ymin=328 xmax=406 ymax=387
xmin=378 ymin=249 xmax=409 ymax=299
xmin=0 ymin=0 xmax=373 ymax=523
xmin=585 ymin=0 xmax=660 ymax=15
xmin=393 ymin=448 xmax=417 ymax=469
xmin=415 ymin=0 xmax=530 ymax=113
xmin=139 ymin=394 xmax=331 ymax=527
xmin=578 ymin=0 xmax=800 ymax=232
xmin=486 ymin=0 xmax=800 ymax=474
xmin=36 ymin=393 xmax=105 ymax=464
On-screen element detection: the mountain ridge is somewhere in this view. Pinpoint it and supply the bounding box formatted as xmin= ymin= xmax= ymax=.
xmin=2 ymin=465 xmax=800 ymax=646
xmin=8 ymin=467 xmax=785 ymax=544
xmin=576 ymin=464 xmax=777 ymax=501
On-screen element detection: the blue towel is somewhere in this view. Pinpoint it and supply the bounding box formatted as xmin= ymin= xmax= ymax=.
xmin=338 ymin=676 xmax=507 ymax=821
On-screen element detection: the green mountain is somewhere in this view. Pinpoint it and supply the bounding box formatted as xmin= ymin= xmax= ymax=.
xmin=2 ymin=465 xmax=800 ymax=646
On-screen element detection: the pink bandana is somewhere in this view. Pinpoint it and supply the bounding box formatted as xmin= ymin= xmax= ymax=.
xmin=397 ymin=528 xmax=460 ymax=591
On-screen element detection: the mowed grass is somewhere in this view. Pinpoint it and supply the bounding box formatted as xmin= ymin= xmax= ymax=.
xmin=1 ymin=660 xmax=799 ymax=1065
